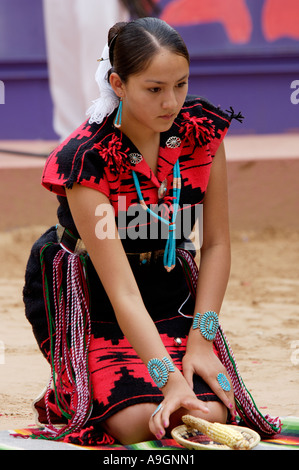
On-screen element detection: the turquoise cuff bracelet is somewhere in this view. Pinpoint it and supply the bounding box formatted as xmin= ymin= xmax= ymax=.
xmin=192 ymin=311 xmax=219 ymax=341
xmin=147 ymin=356 xmax=175 ymax=388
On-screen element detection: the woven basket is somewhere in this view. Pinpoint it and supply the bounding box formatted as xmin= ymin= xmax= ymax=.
xmin=171 ymin=424 xmax=261 ymax=450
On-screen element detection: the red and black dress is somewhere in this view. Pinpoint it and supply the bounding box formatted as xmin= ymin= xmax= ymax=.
xmin=23 ymin=96 xmax=233 ymax=432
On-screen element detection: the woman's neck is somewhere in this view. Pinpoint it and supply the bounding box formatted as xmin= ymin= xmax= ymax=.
xmin=120 ymin=123 xmax=160 ymax=175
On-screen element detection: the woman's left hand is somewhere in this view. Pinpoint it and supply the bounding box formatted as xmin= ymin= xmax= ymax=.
xmin=182 ymin=337 xmax=236 ymax=418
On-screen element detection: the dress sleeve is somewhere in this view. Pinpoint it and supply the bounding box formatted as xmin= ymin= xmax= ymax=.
xmin=41 ymin=120 xmax=111 ymax=198
xmin=199 ymin=98 xmax=232 ymax=157
xmin=181 ymin=95 xmax=243 ymax=157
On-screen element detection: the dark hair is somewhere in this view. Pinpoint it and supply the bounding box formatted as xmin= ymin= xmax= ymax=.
xmin=108 ymin=17 xmax=189 ymax=82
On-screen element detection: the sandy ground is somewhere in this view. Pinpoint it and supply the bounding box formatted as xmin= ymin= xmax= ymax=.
xmin=0 ymin=224 xmax=298 ymax=431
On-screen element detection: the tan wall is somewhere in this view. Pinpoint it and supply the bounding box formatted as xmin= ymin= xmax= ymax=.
xmin=0 ymin=136 xmax=298 ymax=232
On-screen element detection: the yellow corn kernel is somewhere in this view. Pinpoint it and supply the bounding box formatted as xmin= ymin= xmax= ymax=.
xmin=182 ymin=415 xmax=250 ymax=450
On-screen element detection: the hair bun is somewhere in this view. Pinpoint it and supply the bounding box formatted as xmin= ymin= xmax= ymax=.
xmin=108 ymin=22 xmax=128 ymax=65
xmin=108 ymin=22 xmax=128 ymax=47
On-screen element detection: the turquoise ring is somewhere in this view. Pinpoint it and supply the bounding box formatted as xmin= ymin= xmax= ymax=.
xmin=151 ymin=403 xmax=163 ymax=418
xmin=217 ymin=373 xmax=231 ymax=392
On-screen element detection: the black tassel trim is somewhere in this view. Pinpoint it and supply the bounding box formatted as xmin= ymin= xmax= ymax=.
xmin=65 ymin=181 xmax=74 ymax=189
xmin=225 ymin=107 xmax=244 ymax=123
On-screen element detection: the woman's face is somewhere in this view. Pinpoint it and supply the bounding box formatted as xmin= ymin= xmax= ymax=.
xmin=116 ymin=48 xmax=189 ymax=137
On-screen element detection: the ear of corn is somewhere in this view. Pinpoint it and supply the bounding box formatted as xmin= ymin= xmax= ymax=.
xmin=182 ymin=415 xmax=250 ymax=450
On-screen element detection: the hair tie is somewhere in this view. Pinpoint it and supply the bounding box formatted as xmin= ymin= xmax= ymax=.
xmin=86 ymin=43 xmax=119 ymax=125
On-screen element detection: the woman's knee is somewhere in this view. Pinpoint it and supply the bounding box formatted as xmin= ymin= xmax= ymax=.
xmin=102 ymin=403 xmax=157 ymax=445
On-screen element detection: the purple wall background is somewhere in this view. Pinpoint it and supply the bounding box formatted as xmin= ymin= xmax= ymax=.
xmin=0 ymin=0 xmax=55 ymax=139
xmin=0 ymin=0 xmax=298 ymax=139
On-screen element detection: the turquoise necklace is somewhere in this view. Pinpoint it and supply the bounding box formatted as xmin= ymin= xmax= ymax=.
xmin=132 ymin=159 xmax=181 ymax=272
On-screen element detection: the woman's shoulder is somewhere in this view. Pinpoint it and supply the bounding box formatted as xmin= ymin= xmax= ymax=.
xmin=41 ymin=116 xmax=116 ymax=196
xmin=182 ymin=95 xmax=243 ymax=124
xmin=178 ymin=95 xmax=244 ymax=141
xmin=175 ymin=95 xmax=243 ymax=154
xmin=49 ymin=117 xmax=114 ymax=163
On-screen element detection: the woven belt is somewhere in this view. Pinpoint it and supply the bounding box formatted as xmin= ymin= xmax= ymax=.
xmin=127 ymin=250 xmax=165 ymax=265
xmin=56 ymin=224 xmax=164 ymax=264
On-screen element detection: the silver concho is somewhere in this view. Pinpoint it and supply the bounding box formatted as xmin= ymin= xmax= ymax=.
xmin=173 ymin=337 xmax=182 ymax=347
xmin=166 ymin=136 xmax=181 ymax=149
xmin=129 ymin=153 xmax=143 ymax=165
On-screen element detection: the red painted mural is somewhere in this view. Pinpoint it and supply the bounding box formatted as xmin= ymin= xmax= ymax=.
xmin=160 ymin=0 xmax=252 ymax=43
xmin=158 ymin=0 xmax=299 ymax=44
xmin=262 ymin=0 xmax=299 ymax=41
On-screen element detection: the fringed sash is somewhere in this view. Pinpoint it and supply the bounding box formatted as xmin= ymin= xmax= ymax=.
xmin=37 ymin=244 xmax=93 ymax=441
xmin=177 ymin=248 xmax=282 ymax=436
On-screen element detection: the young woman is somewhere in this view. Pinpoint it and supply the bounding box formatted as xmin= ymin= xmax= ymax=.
xmin=24 ymin=17 xmax=280 ymax=445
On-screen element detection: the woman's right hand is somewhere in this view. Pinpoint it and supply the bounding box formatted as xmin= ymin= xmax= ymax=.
xmin=148 ymin=369 xmax=209 ymax=439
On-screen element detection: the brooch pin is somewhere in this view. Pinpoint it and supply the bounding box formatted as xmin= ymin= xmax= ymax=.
xmin=129 ymin=153 xmax=143 ymax=165
xmin=166 ymin=136 xmax=181 ymax=149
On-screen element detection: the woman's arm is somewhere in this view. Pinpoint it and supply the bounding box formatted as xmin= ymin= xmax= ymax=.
xmin=66 ymin=184 xmax=168 ymax=363
xmin=183 ymin=142 xmax=236 ymax=414
xmin=66 ymin=184 xmax=209 ymax=436
xmin=195 ymin=140 xmax=231 ymax=314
